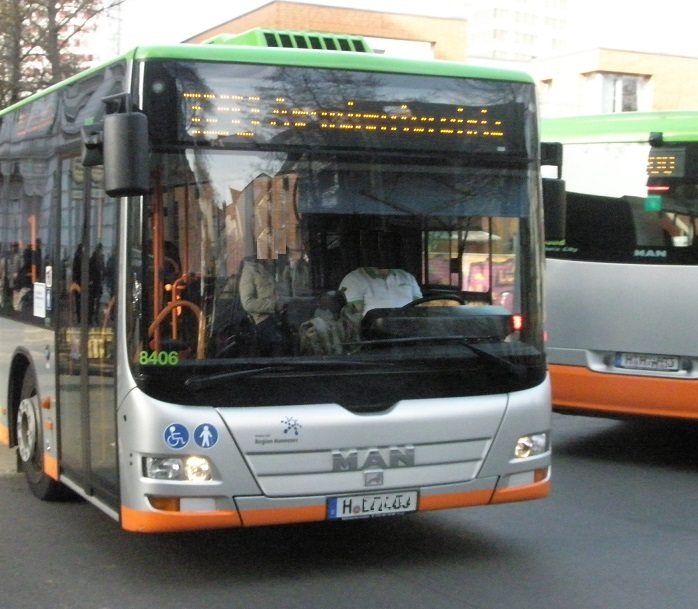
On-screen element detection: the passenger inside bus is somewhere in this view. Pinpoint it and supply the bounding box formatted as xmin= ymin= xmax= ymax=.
xmin=276 ymin=249 xmax=311 ymax=297
xmin=238 ymin=256 xmax=289 ymax=356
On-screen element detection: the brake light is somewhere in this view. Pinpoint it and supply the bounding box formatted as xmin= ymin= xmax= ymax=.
xmin=512 ymin=314 xmax=523 ymax=332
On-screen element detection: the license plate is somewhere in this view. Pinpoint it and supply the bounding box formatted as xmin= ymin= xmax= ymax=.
xmin=615 ymin=352 xmax=680 ymax=372
xmin=328 ymin=491 xmax=418 ymax=520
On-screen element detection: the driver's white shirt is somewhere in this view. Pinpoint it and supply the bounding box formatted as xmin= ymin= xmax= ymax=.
xmin=339 ymin=267 xmax=422 ymax=313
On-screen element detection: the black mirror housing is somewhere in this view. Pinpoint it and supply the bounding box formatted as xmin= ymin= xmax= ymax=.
xmin=103 ymin=111 xmax=150 ymax=197
xmin=542 ymin=177 xmax=566 ymax=242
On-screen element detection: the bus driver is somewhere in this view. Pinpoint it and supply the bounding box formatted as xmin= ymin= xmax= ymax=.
xmin=339 ymin=267 xmax=422 ymax=315
xmin=339 ymin=231 xmax=422 ymax=315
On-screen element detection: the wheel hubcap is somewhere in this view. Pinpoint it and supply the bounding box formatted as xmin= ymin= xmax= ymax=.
xmin=16 ymin=398 xmax=37 ymax=463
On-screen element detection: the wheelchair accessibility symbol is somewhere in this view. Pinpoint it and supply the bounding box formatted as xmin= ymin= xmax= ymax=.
xmin=164 ymin=423 xmax=189 ymax=449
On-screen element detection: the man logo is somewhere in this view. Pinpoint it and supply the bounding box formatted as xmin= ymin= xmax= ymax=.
xmin=332 ymin=446 xmax=415 ymax=472
xmin=634 ymin=249 xmax=667 ymax=258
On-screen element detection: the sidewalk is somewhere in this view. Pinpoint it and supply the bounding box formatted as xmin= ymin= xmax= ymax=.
xmin=0 ymin=445 xmax=18 ymax=475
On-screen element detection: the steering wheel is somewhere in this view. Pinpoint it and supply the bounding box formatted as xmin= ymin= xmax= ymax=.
xmin=403 ymin=293 xmax=465 ymax=307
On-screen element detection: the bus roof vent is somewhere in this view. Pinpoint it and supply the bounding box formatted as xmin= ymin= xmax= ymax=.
xmin=202 ymin=28 xmax=373 ymax=53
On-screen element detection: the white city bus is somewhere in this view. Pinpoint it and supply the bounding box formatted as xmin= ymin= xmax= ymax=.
xmin=542 ymin=112 xmax=698 ymax=420
xmin=0 ymin=29 xmax=551 ymax=532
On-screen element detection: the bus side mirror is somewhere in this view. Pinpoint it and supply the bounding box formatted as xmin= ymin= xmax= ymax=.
xmin=103 ymin=111 xmax=150 ymax=197
xmin=542 ymin=177 xmax=566 ymax=242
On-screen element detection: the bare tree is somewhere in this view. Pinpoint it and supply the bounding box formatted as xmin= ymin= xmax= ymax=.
xmin=0 ymin=0 xmax=125 ymax=108
xmin=0 ymin=0 xmax=35 ymax=105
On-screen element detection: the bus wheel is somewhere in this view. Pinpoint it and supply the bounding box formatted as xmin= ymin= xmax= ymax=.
xmin=16 ymin=369 xmax=65 ymax=501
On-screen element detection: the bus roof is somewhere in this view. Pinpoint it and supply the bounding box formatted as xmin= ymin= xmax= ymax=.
xmin=541 ymin=111 xmax=698 ymax=144
xmin=1 ymin=40 xmax=534 ymax=118
xmin=130 ymin=42 xmax=534 ymax=83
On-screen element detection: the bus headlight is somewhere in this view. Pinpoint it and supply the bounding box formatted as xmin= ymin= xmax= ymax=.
xmin=514 ymin=433 xmax=548 ymax=459
xmin=144 ymin=456 xmax=212 ymax=481
xmin=184 ymin=456 xmax=212 ymax=482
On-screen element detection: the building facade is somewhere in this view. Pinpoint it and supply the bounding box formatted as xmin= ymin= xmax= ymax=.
xmin=185 ymin=1 xmax=467 ymax=62
xmin=464 ymin=0 xmax=571 ymax=62
xmin=181 ymin=0 xmax=698 ymax=116
xmin=534 ymin=48 xmax=698 ymax=116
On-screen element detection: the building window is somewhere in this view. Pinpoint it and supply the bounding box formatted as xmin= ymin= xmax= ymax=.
xmin=514 ymin=32 xmax=536 ymax=45
xmin=601 ymin=73 xmax=649 ymax=113
xmin=515 ymin=12 xmax=537 ymax=25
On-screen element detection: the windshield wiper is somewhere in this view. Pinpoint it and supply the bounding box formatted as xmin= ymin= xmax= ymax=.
xmin=183 ymin=358 xmax=392 ymax=391
xmin=345 ymin=335 xmax=528 ymax=379
xmin=183 ymin=339 xmax=529 ymax=391
xmin=344 ymin=334 xmax=502 ymax=347
xmin=464 ymin=343 xmax=528 ymax=380
xmin=184 ymin=366 xmax=282 ymax=390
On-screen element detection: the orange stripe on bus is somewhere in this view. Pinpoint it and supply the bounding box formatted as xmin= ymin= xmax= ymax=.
xmin=0 ymin=423 xmax=9 ymax=446
xmin=490 ymin=480 xmax=550 ymax=504
xmin=44 ymin=452 xmax=59 ymax=480
xmin=419 ymin=488 xmax=494 ymax=511
xmin=239 ymin=505 xmax=326 ymax=527
xmin=120 ymin=482 xmax=546 ymax=532
xmin=121 ymin=506 xmax=242 ymax=533
xmin=549 ymin=364 xmax=698 ymax=420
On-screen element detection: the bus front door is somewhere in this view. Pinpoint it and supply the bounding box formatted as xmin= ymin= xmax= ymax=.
xmin=56 ymin=156 xmax=119 ymax=508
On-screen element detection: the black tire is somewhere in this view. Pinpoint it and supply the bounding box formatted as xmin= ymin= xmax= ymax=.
xmin=16 ymin=368 xmax=67 ymax=500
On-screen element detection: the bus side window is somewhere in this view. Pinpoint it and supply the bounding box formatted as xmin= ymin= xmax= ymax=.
xmin=566 ymin=193 xmax=635 ymax=259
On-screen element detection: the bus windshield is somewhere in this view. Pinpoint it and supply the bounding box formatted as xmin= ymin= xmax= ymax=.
xmin=130 ymin=149 xmax=541 ymax=407
xmin=127 ymin=61 xmax=543 ymax=407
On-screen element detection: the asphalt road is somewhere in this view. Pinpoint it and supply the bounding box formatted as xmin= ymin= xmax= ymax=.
xmin=0 ymin=444 xmax=16 ymax=475
xmin=1 ymin=413 xmax=697 ymax=609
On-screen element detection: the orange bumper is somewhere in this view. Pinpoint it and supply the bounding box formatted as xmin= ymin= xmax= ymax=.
xmin=549 ymin=364 xmax=698 ymax=420
xmin=120 ymin=479 xmax=550 ymax=533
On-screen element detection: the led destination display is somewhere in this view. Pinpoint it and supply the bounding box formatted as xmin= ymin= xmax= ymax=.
xmin=647 ymin=148 xmax=686 ymax=178
xmin=144 ymin=60 xmax=530 ymax=154
xmin=183 ymin=91 xmax=512 ymax=150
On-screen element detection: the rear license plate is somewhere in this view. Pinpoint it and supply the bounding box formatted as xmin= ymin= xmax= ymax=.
xmin=615 ymin=352 xmax=680 ymax=372
xmin=328 ymin=491 xmax=418 ymax=520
